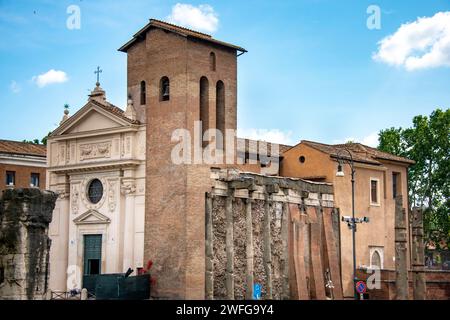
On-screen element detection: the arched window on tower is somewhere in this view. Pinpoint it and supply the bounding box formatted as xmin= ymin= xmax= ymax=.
xmin=200 ymin=76 xmax=209 ymax=147
xmin=140 ymin=81 xmax=146 ymax=105
xmin=210 ymin=52 xmax=216 ymax=71
xmin=160 ymin=77 xmax=170 ymax=101
xmin=216 ymin=80 xmax=225 ymax=150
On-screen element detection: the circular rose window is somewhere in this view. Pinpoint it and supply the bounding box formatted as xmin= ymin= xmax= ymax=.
xmin=87 ymin=179 xmax=103 ymax=204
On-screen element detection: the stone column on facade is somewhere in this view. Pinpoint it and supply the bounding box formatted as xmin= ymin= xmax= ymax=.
xmin=411 ymin=207 xmax=426 ymax=300
xmin=67 ymin=179 xmax=81 ymax=290
xmin=121 ymin=178 xmax=136 ymax=272
xmin=394 ymin=195 xmax=408 ymax=300
xmin=58 ymin=192 xmax=70 ymax=290
xmin=50 ymin=180 xmax=70 ymax=292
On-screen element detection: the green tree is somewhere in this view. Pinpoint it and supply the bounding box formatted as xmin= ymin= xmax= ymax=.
xmin=378 ymin=108 xmax=450 ymax=248
xmin=22 ymin=139 xmax=40 ymax=144
xmin=23 ymin=131 xmax=52 ymax=146
xmin=40 ymin=131 xmax=52 ymax=146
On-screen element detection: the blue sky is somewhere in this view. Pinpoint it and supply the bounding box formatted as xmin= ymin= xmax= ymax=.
xmin=1 ymin=0 xmax=449 ymax=146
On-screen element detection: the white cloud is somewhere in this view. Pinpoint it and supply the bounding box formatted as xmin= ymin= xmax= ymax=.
xmin=9 ymin=80 xmax=21 ymax=93
xmin=32 ymin=69 xmax=68 ymax=88
xmin=333 ymin=132 xmax=379 ymax=148
xmin=167 ymin=3 xmax=219 ymax=33
xmin=238 ymin=128 xmax=295 ymax=146
xmin=361 ymin=132 xmax=379 ymax=147
xmin=373 ymin=11 xmax=450 ymax=71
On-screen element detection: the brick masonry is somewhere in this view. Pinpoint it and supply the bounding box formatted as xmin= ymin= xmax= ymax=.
xmin=0 ymin=164 xmax=46 ymax=192
xmin=124 ymin=25 xmax=239 ymax=299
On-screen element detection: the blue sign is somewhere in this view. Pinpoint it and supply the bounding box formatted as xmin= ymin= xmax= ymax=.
xmin=356 ymin=281 xmax=367 ymax=294
xmin=253 ymin=283 xmax=261 ymax=300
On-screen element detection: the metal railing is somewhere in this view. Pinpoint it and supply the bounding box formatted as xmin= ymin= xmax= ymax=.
xmin=47 ymin=290 xmax=96 ymax=300
xmin=50 ymin=290 xmax=81 ymax=300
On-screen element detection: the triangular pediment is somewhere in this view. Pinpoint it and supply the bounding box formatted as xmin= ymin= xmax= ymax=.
xmin=73 ymin=210 xmax=111 ymax=225
xmin=65 ymin=109 xmax=122 ymax=133
xmin=52 ymin=101 xmax=131 ymax=137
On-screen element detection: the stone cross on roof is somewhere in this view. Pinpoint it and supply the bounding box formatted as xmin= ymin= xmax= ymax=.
xmin=94 ymin=66 xmax=102 ymax=86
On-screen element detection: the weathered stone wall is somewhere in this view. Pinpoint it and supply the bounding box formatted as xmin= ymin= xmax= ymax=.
xmin=207 ymin=169 xmax=342 ymax=300
xmin=0 ymin=188 xmax=57 ymax=300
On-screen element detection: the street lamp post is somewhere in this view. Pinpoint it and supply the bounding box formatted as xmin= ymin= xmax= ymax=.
xmin=335 ymin=147 xmax=369 ymax=300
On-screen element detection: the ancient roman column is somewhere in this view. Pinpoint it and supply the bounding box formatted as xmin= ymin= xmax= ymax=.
xmin=281 ymin=201 xmax=290 ymax=299
xmin=245 ymin=195 xmax=254 ymax=300
xmin=205 ymin=193 xmax=214 ymax=300
xmin=411 ymin=207 xmax=426 ymax=300
xmin=263 ymin=190 xmax=273 ymax=299
xmin=394 ymin=195 xmax=408 ymax=300
xmin=225 ymin=190 xmax=234 ymax=299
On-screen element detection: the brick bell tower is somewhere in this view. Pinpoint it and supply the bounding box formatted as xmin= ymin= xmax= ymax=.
xmin=119 ymin=19 xmax=246 ymax=299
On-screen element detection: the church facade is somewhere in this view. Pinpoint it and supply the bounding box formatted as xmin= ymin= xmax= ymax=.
xmin=46 ymin=85 xmax=146 ymax=291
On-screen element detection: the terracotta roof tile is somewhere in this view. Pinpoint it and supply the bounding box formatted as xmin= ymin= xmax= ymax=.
xmin=119 ymin=19 xmax=247 ymax=53
xmin=91 ymin=100 xmax=141 ymax=125
xmin=150 ymin=19 xmax=213 ymax=40
xmin=362 ymin=144 xmax=416 ymax=164
xmin=301 ymin=140 xmax=415 ymax=165
xmin=0 ymin=139 xmax=46 ymax=157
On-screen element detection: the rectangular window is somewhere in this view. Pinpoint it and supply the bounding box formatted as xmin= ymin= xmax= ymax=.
xmin=392 ymin=172 xmax=400 ymax=199
xmin=6 ymin=171 xmax=15 ymax=186
xmin=370 ymin=179 xmax=379 ymax=205
xmin=31 ymin=173 xmax=40 ymax=187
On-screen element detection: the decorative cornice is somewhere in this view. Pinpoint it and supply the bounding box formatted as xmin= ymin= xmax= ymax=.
xmin=48 ymin=125 xmax=142 ymax=142
xmin=47 ymin=159 xmax=141 ymax=174
xmin=0 ymin=153 xmax=47 ymax=167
